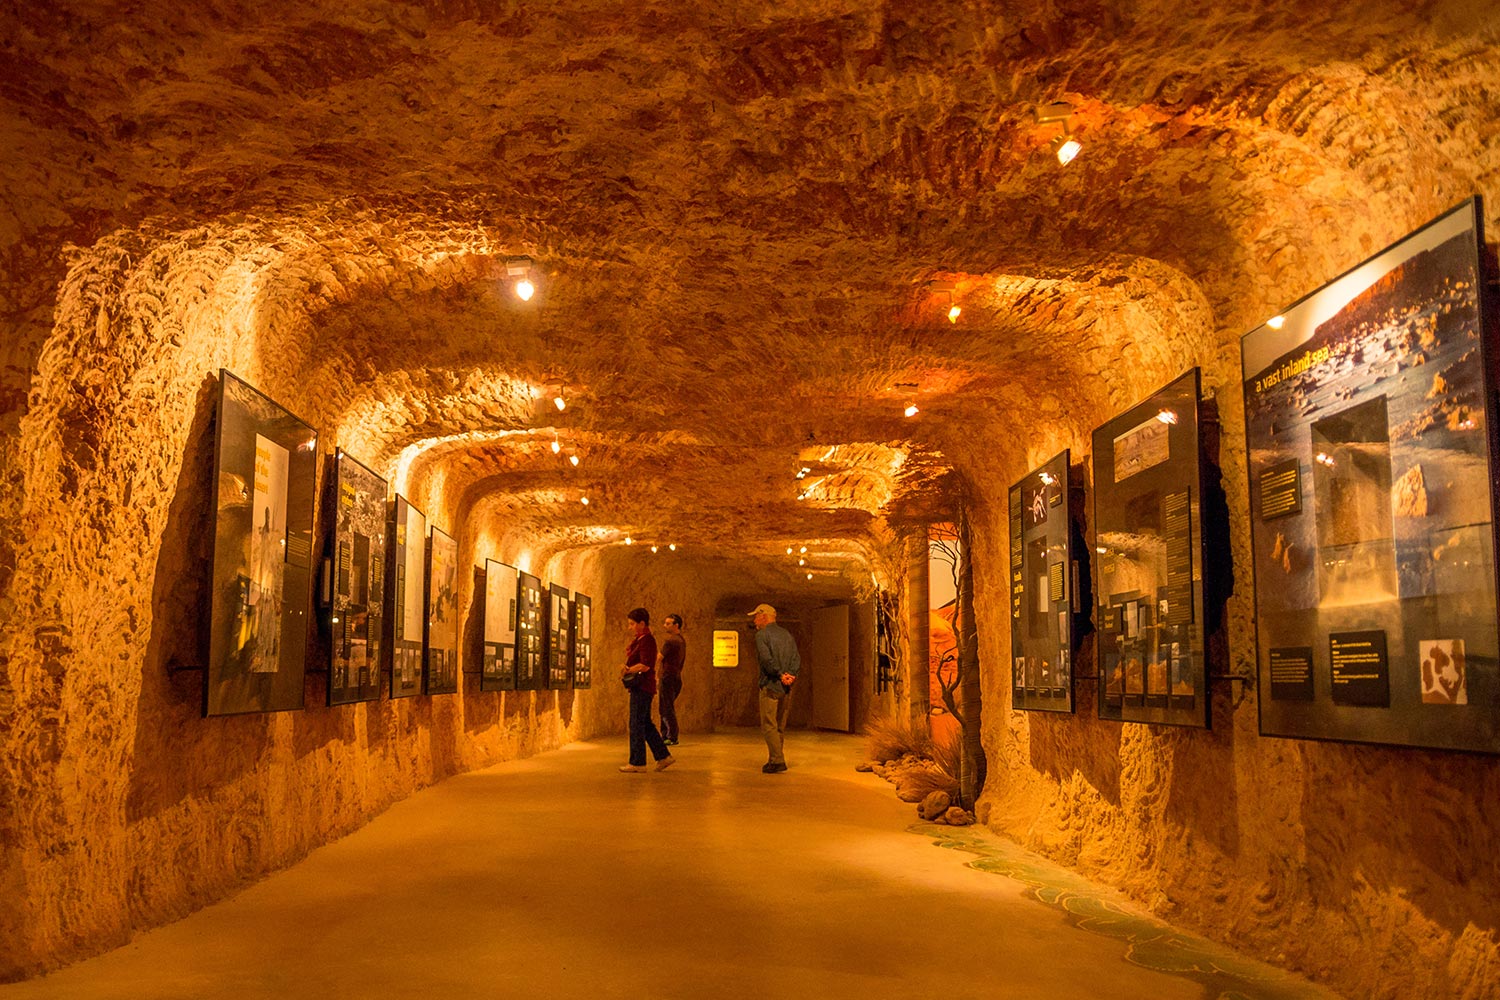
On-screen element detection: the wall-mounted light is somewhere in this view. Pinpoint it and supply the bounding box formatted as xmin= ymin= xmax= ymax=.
xmin=904 ymin=404 xmax=919 ymax=417
xmin=625 ymin=536 xmax=634 ymax=545
xmin=947 ymin=305 xmax=962 ymax=323
xmin=569 ymin=454 xmax=580 ymax=467
xmin=928 ymin=279 xmax=959 ymax=324
xmin=506 ymin=256 xmax=536 ymax=300
xmin=553 ymin=396 xmax=567 ymax=412
xmin=551 ymin=439 xmax=562 ymax=454
xmin=1034 ymin=101 xmax=1081 ymax=165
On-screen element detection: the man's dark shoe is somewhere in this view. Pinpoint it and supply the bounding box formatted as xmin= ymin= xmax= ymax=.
xmin=761 ymin=762 xmax=788 ymax=774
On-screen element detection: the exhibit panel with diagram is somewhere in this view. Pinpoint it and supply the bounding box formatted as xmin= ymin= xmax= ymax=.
xmin=327 ymin=448 xmax=387 ymax=706
xmin=482 ymin=559 xmax=520 ymax=691
xmin=386 ymin=495 xmax=427 ymax=698
xmin=1092 ymin=369 xmax=1210 ymax=729
xmin=572 ymin=593 xmax=593 ymax=689
xmin=424 ymin=526 xmax=459 ymax=695
xmin=546 ymin=583 xmax=572 ymax=689
xmin=1243 ymin=197 xmax=1500 ymax=753
xmin=1010 ymin=449 xmax=1090 ymax=713
xmin=205 ymin=370 xmax=319 ymax=716
xmin=516 ymin=571 xmax=544 ymax=690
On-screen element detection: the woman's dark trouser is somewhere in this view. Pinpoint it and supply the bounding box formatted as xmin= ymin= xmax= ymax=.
xmin=629 ymin=688 xmax=671 ymax=766
xmin=658 ymin=672 xmax=682 ymax=742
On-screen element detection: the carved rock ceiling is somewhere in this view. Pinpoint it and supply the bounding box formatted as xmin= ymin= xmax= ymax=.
xmin=6 ymin=1 xmax=1500 ymax=580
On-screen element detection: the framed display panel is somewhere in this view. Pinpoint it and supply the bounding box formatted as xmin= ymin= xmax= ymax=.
xmin=205 ymin=370 xmax=318 ymax=716
xmin=1091 ymin=368 xmax=1209 ymax=728
xmin=385 ymin=495 xmax=427 ymax=698
xmin=1009 ymin=450 xmax=1089 ymax=713
xmin=516 ymin=570 xmax=545 ymax=690
xmin=545 ymin=583 xmax=573 ymax=690
xmin=424 ymin=526 xmax=459 ymax=695
xmin=328 ymin=449 xmax=387 ymax=706
xmin=1243 ymin=197 xmax=1500 ymax=753
xmin=572 ymin=593 xmax=593 ymax=689
xmin=481 ymin=559 xmax=520 ymax=691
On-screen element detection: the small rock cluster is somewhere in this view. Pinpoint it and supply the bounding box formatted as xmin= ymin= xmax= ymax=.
xmin=856 ymin=757 xmax=975 ymax=825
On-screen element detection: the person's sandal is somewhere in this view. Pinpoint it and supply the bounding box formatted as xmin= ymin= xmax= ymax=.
xmin=619 ymin=764 xmax=646 ymax=773
xmin=655 ymin=755 xmax=676 ymax=771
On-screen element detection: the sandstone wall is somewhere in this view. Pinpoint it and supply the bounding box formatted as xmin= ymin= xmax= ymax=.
xmin=942 ymin=289 xmax=1500 ymax=1000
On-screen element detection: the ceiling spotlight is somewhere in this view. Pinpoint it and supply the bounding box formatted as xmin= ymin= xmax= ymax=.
xmin=625 ymin=536 xmax=634 ymax=545
xmin=947 ymin=305 xmax=961 ymax=323
xmin=505 ymin=256 xmax=536 ymax=300
xmin=669 ymin=543 xmax=677 ymax=551
xmin=1267 ymin=315 xmax=1286 ymax=330
xmin=580 ymin=496 xmax=590 ymax=505
xmin=568 ymin=454 xmax=580 ymax=467
xmin=1035 ymin=101 xmax=1081 ymax=166
xmin=651 ymin=545 xmax=659 ymax=553
xmin=799 ymin=546 xmax=807 ymax=553
xmin=553 ymin=395 xmax=567 ymax=412
xmin=551 ymin=439 xmax=561 ymax=454
xmin=904 ymin=404 xmax=919 ymax=417
xmin=786 ymin=546 xmax=793 ymax=555
xmin=806 ymin=572 xmax=813 ymax=580
xmin=798 ymin=558 xmax=805 ymax=566
xmin=1052 ymin=135 xmax=1082 ymax=165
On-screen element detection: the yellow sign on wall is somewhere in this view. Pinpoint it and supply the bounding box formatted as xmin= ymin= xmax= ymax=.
xmin=712 ymin=630 xmax=740 ymax=667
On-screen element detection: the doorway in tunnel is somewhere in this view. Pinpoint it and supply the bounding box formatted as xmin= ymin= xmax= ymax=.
xmin=711 ymin=596 xmax=865 ymax=734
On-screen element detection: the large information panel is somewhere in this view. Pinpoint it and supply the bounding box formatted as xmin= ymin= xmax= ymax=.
xmin=572 ymin=593 xmax=593 ymax=689
xmin=546 ymin=583 xmax=573 ymax=690
xmin=1243 ymin=197 xmax=1500 ymax=752
xmin=1009 ymin=450 xmax=1087 ymax=713
xmin=205 ymin=371 xmax=317 ymax=716
xmin=481 ymin=559 xmax=520 ymax=691
xmin=1092 ymin=369 xmax=1209 ymax=728
xmin=386 ymin=495 xmax=427 ymax=699
xmin=516 ymin=571 xmax=544 ymax=690
xmin=328 ymin=449 xmax=386 ymax=706
xmin=424 ymin=526 xmax=459 ymax=695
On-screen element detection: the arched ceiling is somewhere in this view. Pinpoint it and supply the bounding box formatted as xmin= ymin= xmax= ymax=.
xmin=6 ymin=0 xmax=1499 ymax=584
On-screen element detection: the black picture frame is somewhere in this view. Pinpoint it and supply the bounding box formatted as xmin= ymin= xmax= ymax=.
xmin=545 ymin=583 xmax=573 ymax=690
xmin=572 ymin=593 xmax=593 ymax=689
xmin=481 ymin=559 xmax=520 ymax=692
xmin=1010 ymin=449 xmax=1090 ymax=713
xmin=327 ymin=448 xmax=387 ymax=706
xmin=1091 ymin=368 xmax=1210 ymax=729
xmin=1243 ymin=197 xmax=1500 ymax=753
xmin=424 ymin=525 xmax=459 ymax=695
xmin=385 ymin=494 xmax=427 ymax=699
xmin=204 ymin=370 xmax=318 ymax=717
xmin=516 ymin=570 xmax=544 ymax=690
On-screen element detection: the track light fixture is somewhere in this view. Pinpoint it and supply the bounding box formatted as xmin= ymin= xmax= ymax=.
xmin=505 ymin=256 xmax=536 ymax=300
xmin=1034 ymin=101 xmax=1081 ymax=165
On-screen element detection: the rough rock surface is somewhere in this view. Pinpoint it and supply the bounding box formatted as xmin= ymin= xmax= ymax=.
xmin=1 ymin=2 xmax=1499 ymax=997
xmin=919 ymin=790 xmax=952 ymax=819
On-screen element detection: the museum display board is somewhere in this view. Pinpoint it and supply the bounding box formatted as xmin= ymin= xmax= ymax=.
xmin=572 ymin=593 xmax=593 ymax=689
xmin=386 ymin=495 xmax=427 ymax=698
xmin=481 ymin=559 xmax=520 ymax=691
xmin=205 ymin=370 xmax=318 ymax=716
xmin=1009 ymin=450 xmax=1089 ymax=713
xmin=1092 ymin=369 xmax=1209 ymax=728
xmin=545 ymin=583 xmax=573 ymax=690
xmin=516 ymin=570 xmax=544 ymax=690
xmin=424 ymin=526 xmax=459 ymax=695
xmin=327 ymin=448 xmax=386 ymax=706
xmin=1243 ymin=197 xmax=1500 ymax=753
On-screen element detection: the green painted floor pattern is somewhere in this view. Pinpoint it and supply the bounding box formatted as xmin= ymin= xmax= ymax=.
xmin=914 ymin=823 xmax=1340 ymax=1000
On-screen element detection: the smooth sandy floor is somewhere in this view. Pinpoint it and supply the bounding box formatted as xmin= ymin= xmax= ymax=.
xmin=3 ymin=730 xmax=1320 ymax=999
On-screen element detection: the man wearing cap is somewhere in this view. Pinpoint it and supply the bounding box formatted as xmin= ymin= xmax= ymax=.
xmin=749 ymin=603 xmax=800 ymax=773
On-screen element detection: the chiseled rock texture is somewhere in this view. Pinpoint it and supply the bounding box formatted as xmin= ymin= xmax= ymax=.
xmin=1 ymin=2 xmax=1498 ymax=995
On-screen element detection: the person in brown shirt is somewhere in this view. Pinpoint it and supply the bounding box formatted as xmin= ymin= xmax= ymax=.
xmin=620 ymin=607 xmax=674 ymax=772
xmin=657 ymin=614 xmax=686 ymax=745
